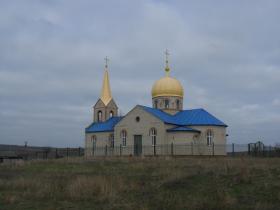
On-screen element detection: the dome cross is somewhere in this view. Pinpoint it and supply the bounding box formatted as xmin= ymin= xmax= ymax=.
xmin=164 ymin=49 xmax=170 ymax=76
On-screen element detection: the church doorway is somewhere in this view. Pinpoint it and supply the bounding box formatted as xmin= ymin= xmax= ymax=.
xmin=134 ymin=135 xmax=142 ymax=156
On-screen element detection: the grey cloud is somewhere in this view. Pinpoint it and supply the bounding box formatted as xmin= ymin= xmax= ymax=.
xmin=0 ymin=0 xmax=279 ymax=146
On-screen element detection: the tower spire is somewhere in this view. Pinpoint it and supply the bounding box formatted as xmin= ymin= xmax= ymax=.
xmin=100 ymin=57 xmax=112 ymax=105
xmin=164 ymin=49 xmax=170 ymax=76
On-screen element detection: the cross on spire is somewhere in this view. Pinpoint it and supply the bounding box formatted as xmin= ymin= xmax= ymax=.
xmin=164 ymin=49 xmax=170 ymax=75
xmin=104 ymin=56 xmax=109 ymax=69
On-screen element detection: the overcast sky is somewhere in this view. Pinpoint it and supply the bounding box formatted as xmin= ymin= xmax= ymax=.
xmin=0 ymin=0 xmax=279 ymax=147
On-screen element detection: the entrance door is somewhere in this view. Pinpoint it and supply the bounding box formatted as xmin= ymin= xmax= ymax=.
xmin=134 ymin=135 xmax=142 ymax=156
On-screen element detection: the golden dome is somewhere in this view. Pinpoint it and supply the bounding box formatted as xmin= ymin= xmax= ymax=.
xmin=152 ymin=75 xmax=184 ymax=98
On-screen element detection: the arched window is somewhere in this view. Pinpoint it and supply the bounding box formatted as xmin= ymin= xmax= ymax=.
xmin=120 ymin=130 xmax=127 ymax=146
xmin=98 ymin=111 xmax=102 ymax=122
xmin=109 ymin=134 xmax=114 ymax=148
xmin=165 ymin=99 xmax=169 ymax=109
xmin=206 ymin=130 xmax=213 ymax=146
xmin=91 ymin=135 xmax=97 ymax=148
xmin=176 ymin=99 xmax=180 ymax=110
xmin=109 ymin=111 xmax=114 ymax=118
xmin=154 ymin=100 xmax=158 ymax=109
xmin=150 ymin=128 xmax=157 ymax=146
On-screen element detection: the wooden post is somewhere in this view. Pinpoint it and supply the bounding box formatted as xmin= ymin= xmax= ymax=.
xmin=67 ymin=148 xmax=69 ymax=158
xmin=105 ymin=145 xmax=107 ymax=156
xmin=212 ymin=142 xmax=215 ymax=156
xmin=191 ymin=142 xmax=193 ymax=155
xmin=248 ymin=144 xmax=250 ymax=155
xmin=171 ymin=142 xmax=174 ymax=156
xmin=232 ymin=143 xmax=235 ymax=156
xmin=153 ymin=145 xmax=156 ymax=156
xmin=78 ymin=147 xmax=81 ymax=156
xmin=56 ymin=149 xmax=58 ymax=158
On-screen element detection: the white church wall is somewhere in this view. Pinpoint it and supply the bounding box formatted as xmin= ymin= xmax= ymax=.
xmin=85 ymin=131 xmax=113 ymax=157
xmin=163 ymin=125 xmax=227 ymax=155
xmin=166 ymin=132 xmax=196 ymax=155
xmin=190 ymin=125 xmax=227 ymax=155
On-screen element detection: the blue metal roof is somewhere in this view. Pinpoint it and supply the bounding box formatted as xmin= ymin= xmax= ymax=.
xmin=167 ymin=126 xmax=201 ymax=133
xmin=140 ymin=105 xmax=227 ymax=127
xmin=85 ymin=117 xmax=123 ymax=133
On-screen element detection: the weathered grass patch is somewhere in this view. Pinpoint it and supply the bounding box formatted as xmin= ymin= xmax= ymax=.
xmin=0 ymin=157 xmax=280 ymax=210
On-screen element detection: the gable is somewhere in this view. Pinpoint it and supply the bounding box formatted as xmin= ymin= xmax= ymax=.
xmin=106 ymin=99 xmax=117 ymax=108
xmin=115 ymin=105 xmax=164 ymax=128
xmin=94 ymin=99 xmax=105 ymax=108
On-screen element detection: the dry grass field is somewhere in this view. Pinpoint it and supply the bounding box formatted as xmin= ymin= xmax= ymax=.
xmin=0 ymin=157 xmax=280 ymax=210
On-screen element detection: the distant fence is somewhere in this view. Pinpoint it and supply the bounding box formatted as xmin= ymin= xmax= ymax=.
xmin=0 ymin=147 xmax=84 ymax=162
xmin=1 ymin=143 xmax=280 ymax=162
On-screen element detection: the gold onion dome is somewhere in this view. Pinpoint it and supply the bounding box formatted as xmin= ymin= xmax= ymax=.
xmin=152 ymin=74 xmax=184 ymax=98
xmin=152 ymin=50 xmax=184 ymax=98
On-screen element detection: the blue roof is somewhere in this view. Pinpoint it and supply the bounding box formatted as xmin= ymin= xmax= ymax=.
xmin=140 ymin=105 xmax=227 ymax=127
xmin=167 ymin=126 xmax=201 ymax=133
xmin=85 ymin=117 xmax=123 ymax=133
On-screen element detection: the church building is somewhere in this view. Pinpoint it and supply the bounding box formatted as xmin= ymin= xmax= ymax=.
xmin=85 ymin=53 xmax=228 ymax=156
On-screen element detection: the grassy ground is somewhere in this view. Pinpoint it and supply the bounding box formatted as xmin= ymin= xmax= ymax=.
xmin=0 ymin=157 xmax=280 ymax=210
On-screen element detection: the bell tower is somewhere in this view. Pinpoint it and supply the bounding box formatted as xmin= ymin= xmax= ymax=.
xmin=93 ymin=57 xmax=118 ymax=122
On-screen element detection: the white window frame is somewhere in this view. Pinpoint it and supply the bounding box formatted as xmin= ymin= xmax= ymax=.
xmin=91 ymin=136 xmax=97 ymax=148
xmin=121 ymin=130 xmax=127 ymax=147
xmin=150 ymin=128 xmax=157 ymax=146
xmin=98 ymin=111 xmax=102 ymax=122
xmin=206 ymin=130 xmax=213 ymax=146
xmin=109 ymin=111 xmax=114 ymax=118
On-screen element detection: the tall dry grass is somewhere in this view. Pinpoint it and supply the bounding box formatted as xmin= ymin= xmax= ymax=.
xmin=0 ymin=157 xmax=280 ymax=210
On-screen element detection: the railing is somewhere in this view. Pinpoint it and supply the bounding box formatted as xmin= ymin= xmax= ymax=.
xmin=85 ymin=143 xmax=280 ymax=157
xmin=1 ymin=143 xmax=280 ymax=162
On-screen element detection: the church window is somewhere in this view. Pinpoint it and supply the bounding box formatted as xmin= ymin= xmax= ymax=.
xmin=109 ymin=111 xmax=114 ymax=118
xmin=98 ymin=111 xmax=102 ymax=122
xmin=91 ymin=136 xmax=97 ymax=148
xmin=206 ymin=130 xmax=213 ymax=146
xmin=165 ymin=99 xmax=169 ymax=109
xmin=176 ymin=99 xmax=180 ymax=109
xmin=121 ymin=130 xmax=127 ymax=146
xmin=154 ymin=100 xmax=158 ymax=109
xmin=150 ymin=128 xmax=157 ymax=146
xmin=109 ymin=134 xmax=114 ymax=148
